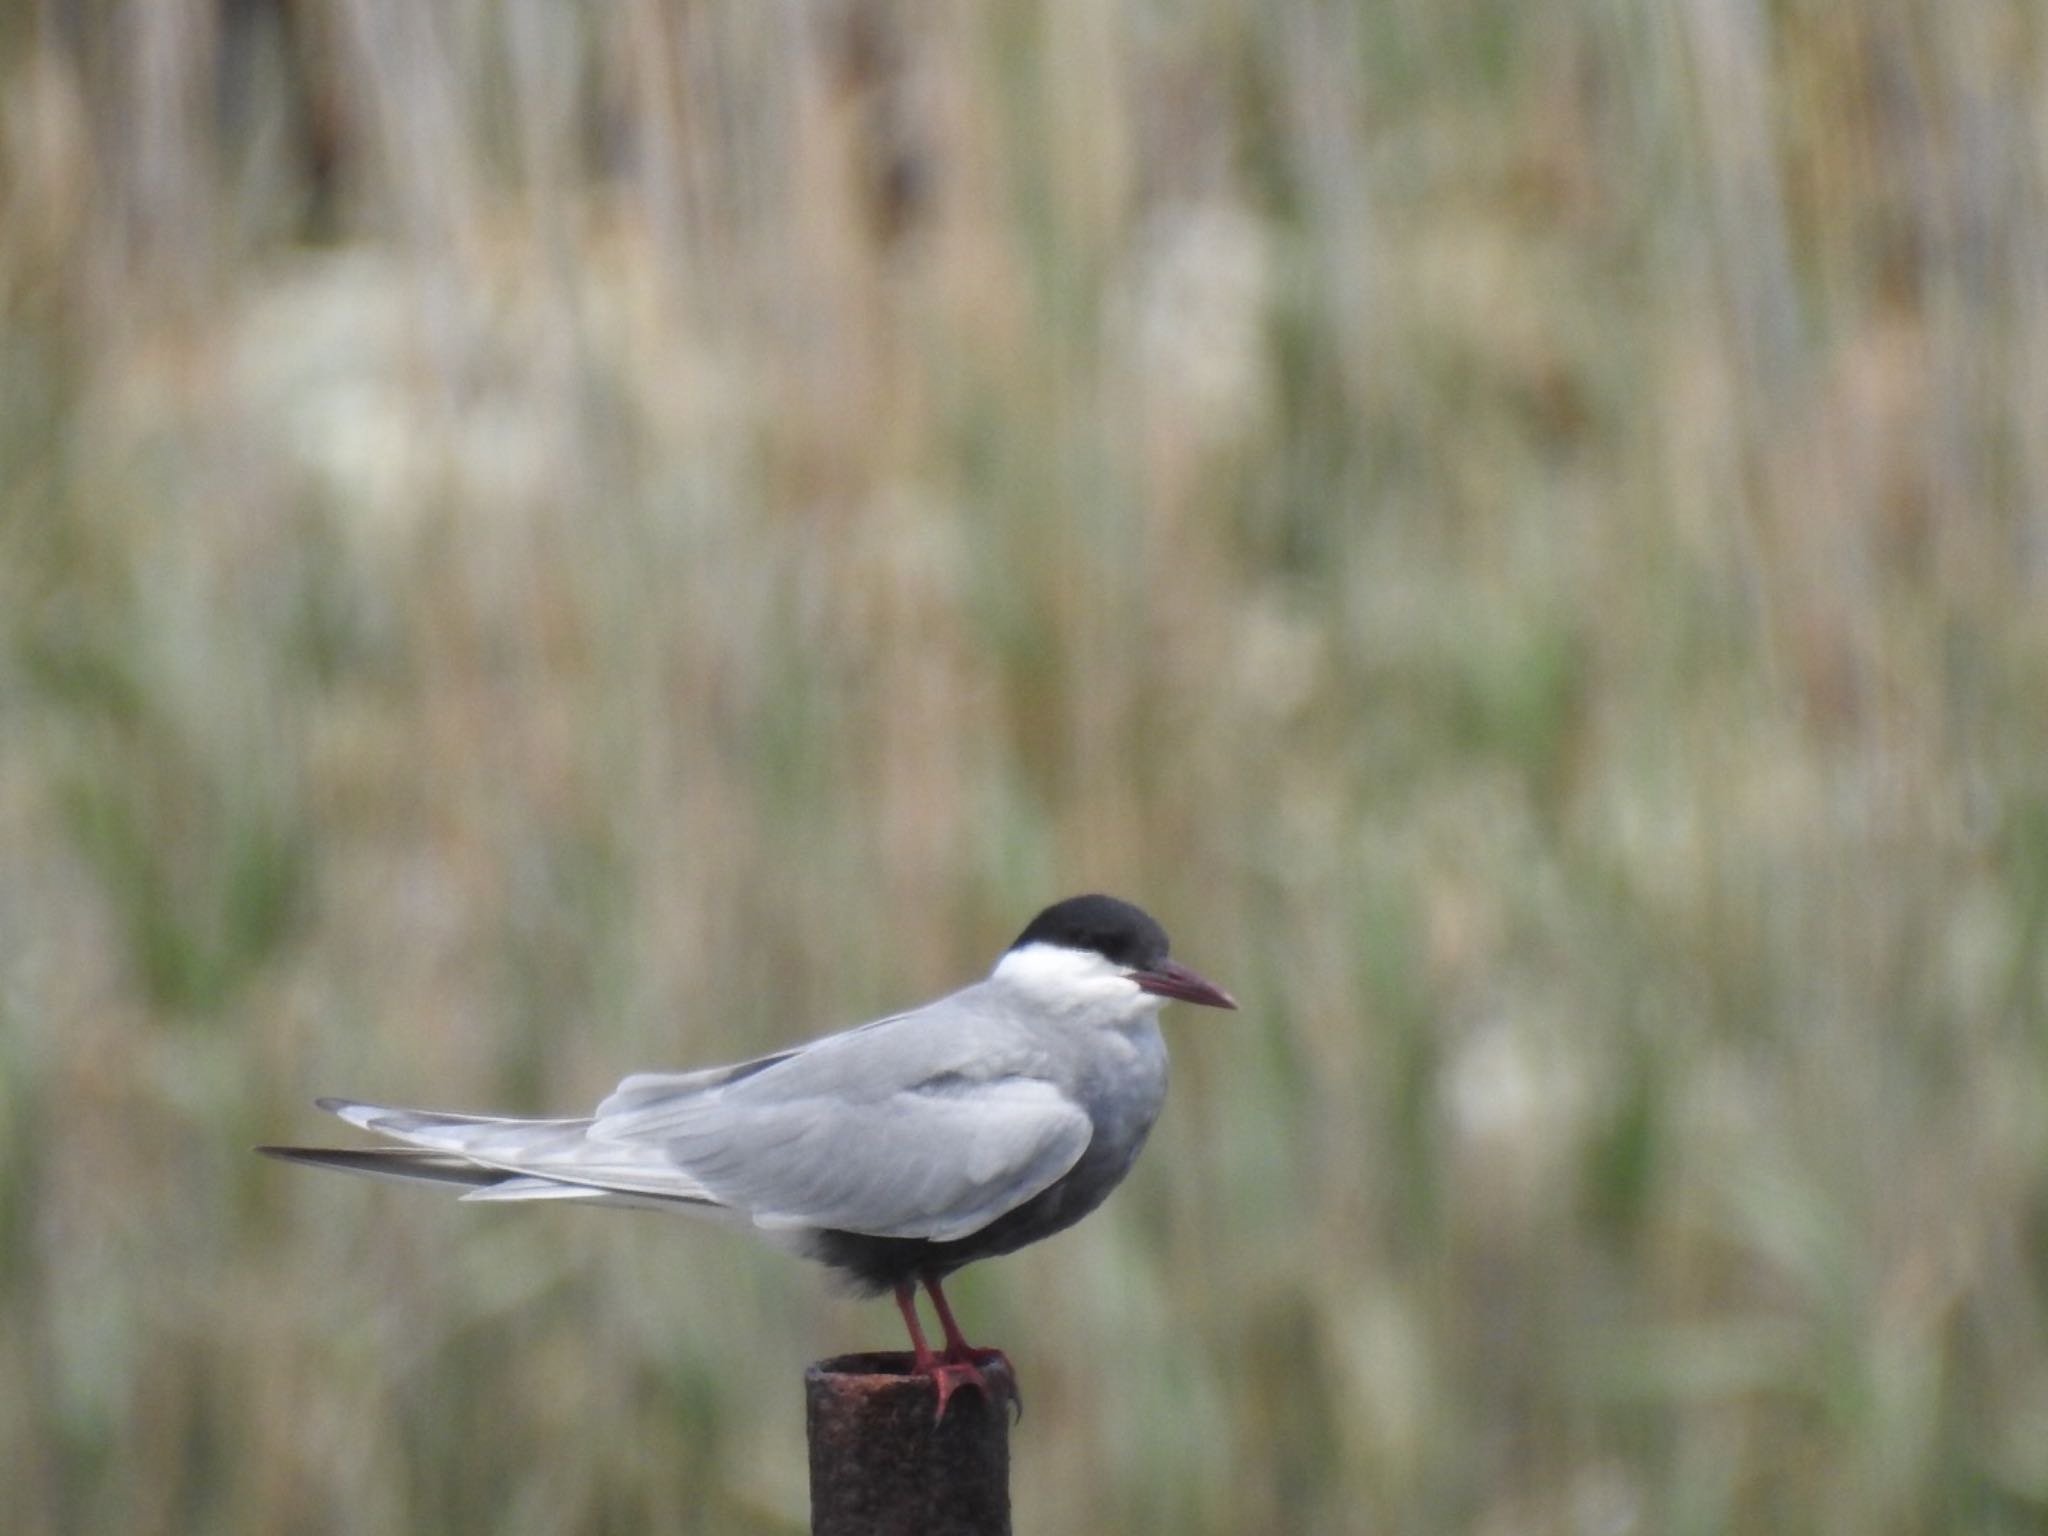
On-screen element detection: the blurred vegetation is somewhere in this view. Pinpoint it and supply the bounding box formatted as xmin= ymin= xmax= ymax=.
xmin=3 ymin=0 xmax=2047 ymax=1532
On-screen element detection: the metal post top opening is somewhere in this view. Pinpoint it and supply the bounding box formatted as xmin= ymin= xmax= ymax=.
xmin=806 ymin=1351 xmax=929 ymax=1383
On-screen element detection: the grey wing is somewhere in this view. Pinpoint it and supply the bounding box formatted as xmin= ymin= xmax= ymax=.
xmin=591 ymin=1005 xmax=923 ymax=1122
xmin=594 ymin=1050 xmax=804 ymax=1121
xmin=600 ymin=1075 xmax=1094 ymax=1242
xmin=316 ymin=982 xmax=1089 ymax=1238
xmin=318 ymin=1098 xmax=725 ymax=1204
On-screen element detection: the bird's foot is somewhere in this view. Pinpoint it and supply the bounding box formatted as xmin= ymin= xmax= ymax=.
xmin=915 ymin=1350 xmax=1021 ymax=1424
xmin=952 ymin=1344 xmax=1019 ymax=1407
xmin=934 ymin=1347 xmax=1021 ymax=1423
xmin=920 ymin=1357 xmax=991 ymax=1423
xmin=896 ymin=1278 xmax=1021 ymax=1422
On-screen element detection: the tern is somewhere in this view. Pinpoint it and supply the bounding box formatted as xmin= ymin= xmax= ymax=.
xmin=261 ymin=894 xmax=1236 ymax=1414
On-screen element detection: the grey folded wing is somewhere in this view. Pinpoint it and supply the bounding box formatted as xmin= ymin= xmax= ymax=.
xmin=324 ymin=1072 xmax=1094 ymax=1243
xmin=590 ymin=1073 xmax=1095 ymax=1242
xmin=318 ymin=1099 xmax=726 ymax=1204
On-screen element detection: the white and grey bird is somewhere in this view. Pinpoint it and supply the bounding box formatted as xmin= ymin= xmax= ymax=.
xmin=261 ymin=894 xmax=1236 ymax=1412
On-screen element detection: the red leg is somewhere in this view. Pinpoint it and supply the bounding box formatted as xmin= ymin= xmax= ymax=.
xmin=893 ymin=1281 xmax=994 ymax=1422
xmin=892 ymin=1282 xmax=939 ymax=1372
xmin=923 ymin=1274 xmax=1019 ymax=1417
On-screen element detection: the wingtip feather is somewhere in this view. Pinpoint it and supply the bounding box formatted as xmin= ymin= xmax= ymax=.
xmin=316 ymin=1097 xmax=393 ymax=1133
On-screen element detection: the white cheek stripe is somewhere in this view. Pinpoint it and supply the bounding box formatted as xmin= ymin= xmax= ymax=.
xmin=991 ymin=942 xmax=1147 ymax=1007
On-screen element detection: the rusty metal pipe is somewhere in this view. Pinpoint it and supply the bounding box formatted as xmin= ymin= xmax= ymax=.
xmin=805 ymin=1352 xmax=1010 ymax=1536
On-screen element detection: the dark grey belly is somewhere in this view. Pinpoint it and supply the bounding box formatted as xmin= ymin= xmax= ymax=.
xmin=807 ymin=1122 xmax=1156 ymax=1294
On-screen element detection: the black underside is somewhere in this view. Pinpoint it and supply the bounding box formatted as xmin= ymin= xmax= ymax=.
xmin=808 ymin=1152 xmax=1123 ymax=1294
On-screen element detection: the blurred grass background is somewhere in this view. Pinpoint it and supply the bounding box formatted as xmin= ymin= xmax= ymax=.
xmin=3 ymin=0 xmax=2048 ymax=1531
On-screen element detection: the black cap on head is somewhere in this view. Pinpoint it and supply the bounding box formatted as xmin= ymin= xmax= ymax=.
xmin=1009 ymin=894 xmax=1170 ymax=970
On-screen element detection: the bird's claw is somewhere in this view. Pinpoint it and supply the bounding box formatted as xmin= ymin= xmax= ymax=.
xmin=958 ymin=1348 xmax=1023 ymax=1423
xmin=921 ymin=1351 xmax=1022 ymax=1424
